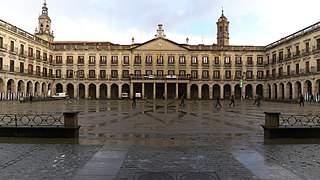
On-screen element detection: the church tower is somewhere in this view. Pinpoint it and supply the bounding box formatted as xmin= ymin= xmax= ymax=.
xmin=35 ymin=0 xmax=54 ymax=42
xmin=216 ymin=10 xmax=229 ymax=46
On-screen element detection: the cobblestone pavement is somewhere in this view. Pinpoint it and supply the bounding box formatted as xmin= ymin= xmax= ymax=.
xmin=0 ymin=99 xmax=320 ymax=179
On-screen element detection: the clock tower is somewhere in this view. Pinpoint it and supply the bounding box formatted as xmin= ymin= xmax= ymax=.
xmin=35 ymin=0 xmax=54 ymax=42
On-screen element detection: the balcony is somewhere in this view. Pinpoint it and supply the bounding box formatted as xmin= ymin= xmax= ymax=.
xmin=293 ymin=51 xmax=301 ymax=58
xmin=0 ymin=44 xmax=7 ymax=52
xmin=28 ymin=53 xmax=35 ymax=60
xmin=301 ymin=48 xmax=311 ymax=56
xmin=312 ymin=45 xmax=320 ymax=53
xmin=284 ymin=54 xmax=292 ymax=61
xmin=9 ymin=47 xmax=18 ymax=55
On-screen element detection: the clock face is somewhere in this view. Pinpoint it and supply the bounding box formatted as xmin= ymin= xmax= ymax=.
xmin=158 ymin=42 xmax=163 ymax=47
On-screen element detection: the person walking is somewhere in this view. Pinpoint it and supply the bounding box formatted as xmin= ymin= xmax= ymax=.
xmin=229 ymin=95 xmax=235 ymax=107
xmin=256 ymin=95 xmax=262 ymax=107
xmin=253 ymin=95 xmax=258 ymax=105
xmin=215 ymin=95 xmax=222 ymax=108
xmin=179 ymin=94 xmax=185 ymax=107
xmin=299 ymin=94 xmax=304 ymax=107
xmin=132 ymin=93 xmax=136 ymax=107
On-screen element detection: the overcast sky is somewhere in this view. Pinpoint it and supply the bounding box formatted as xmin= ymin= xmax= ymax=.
xmin=0 ymin=0 xmax=319 ymax=46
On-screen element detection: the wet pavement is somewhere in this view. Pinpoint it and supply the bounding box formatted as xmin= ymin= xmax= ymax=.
xmin=0 ymin=99 xmax=320 ymax=179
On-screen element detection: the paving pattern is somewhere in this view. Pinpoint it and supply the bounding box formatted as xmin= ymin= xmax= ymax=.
xmin=0 ymin=99 xmax=319 ymax=179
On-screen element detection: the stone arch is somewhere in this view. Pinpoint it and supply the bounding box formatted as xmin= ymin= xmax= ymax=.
xmin=34 ymin=81 xmax=41 ymax=96
xmin=41 ymin=82 xmax=47 ymax=96
xmin=234 ymin=84 xmax=241 ymax=99
xmin=272 ymin=83 xmax=278 ymax=99
xmin=122 ymin=83 xmax=130 ymax=98
xmin=245 ymin=84 xmax=253 ymax=99
xmin=286 ymin=82 xmax=293 ymax=100
xmin=7 ymin=79 xmax=15 ymax=93
xmin=213 ymin=84 xmax=221 ymax=99
xmin=89 ymin=83 xmax=96 ymax=99
xmin=223 ymin=84 xmax=231 ymax=99
xmin=67 ymin=83 xmax=75 ymax=98
xmin=279 ymin=83 xmax=285 ymax=99
xmin=201 ymin=84 xmax=209 ymax=99
xmin=190 ymin=84 xmax=198 ymax=99
xmin=256 ymin=84 xmax=263 ymax=97
xmin=111 ymin=84 xmax=119 ymax=99
xmin=100 ymin=84 xmax=108 ymax=99
xmin=79 ymin=83 xmax=85 ymax=99
xmin=294 ymin=81 xmax=302 ymax=99
xmin=267 ymin=84 xmax=271 ymax=99
xmin=55 ymin=83 xmax=63 ymax=93
xmin=27 ymin=81 xmax=33 ymax=95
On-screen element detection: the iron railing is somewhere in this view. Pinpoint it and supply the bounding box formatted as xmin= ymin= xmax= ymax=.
xmin=0 ymin=114 xmax=64 ymax=127
xmin=279 ymin=115 xmax=320 ymax=127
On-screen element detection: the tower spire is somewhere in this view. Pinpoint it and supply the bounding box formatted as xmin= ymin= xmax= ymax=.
xmin=35 ymin=0 xmax=54 ymax=41
xmin=216 ymin=9 xmax=229 ymax=46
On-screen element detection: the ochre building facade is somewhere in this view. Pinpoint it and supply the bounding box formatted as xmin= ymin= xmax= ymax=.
xmin=0 ymin=2 xmax=320 ymax=101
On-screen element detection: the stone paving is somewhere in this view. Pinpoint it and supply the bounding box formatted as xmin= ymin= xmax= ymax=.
xmin=0 ymin=99 xmax=319 ymax=179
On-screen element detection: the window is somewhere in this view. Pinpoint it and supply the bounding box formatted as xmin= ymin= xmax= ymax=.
xmin=0 ymin=37 xmax=3 ymax=48
xmin=257 ymin=57 xmax=263 ymax=65
xmin=179 ymin=70 xmax=186 ymax=77
xmin=100 ymin=56 xmax=107 ymax=64
xmin=296 ymin=64 xmax=299 ymax=74
xmin=43 ymin=52 xmax=47 ymax=61
xmin=225 ymin=70 xmax=231 ymax=79
xmin=224 ymin=57 xmax=231 ymax=64
xmin=272 ymin=69 xmax=276 ymax=77
xmin=123 ymin=56 xmax=129 ymax=65
xmin=279 ymin=51 xmax=283 ymax=61
xmin=191 ymin=56 xmax=197 ymax=64
xmin=202 ymin=70 xmax=209 ymax=78
xmin=0 ymin=57 xmax=2 ymax=70
xmin=135 ymin=55 xmax=141 ymax=64
xmin=257 ymin=71 xmax=264 ymax=78
xmin=179 ymin=56 xmax=185 ymax=64
xmin=28 ymin=47 xmax=33 ymax=57
xmin=287 ymin=65 xmax=291 ymax=75
xmin=56 ymin=56 xmax=62 ymax=64
xmin=287 ymin=48 xmax=291 ymax=58
xmin=36 ymin=66 xmax=40 ymax=76
xmin=317 ymin=39 xmax=320 ymax=50
xmin=122 ymin=70 xmax=129 ymax=78
xmin=278 ymin=67 xmax=283 ymax=76
xmin=305 ymin=62 xmax=310 ymax=74
xmin=36 ymin=50 xmax=40 ymax=59
xmin=111 ymin=56 xmax=118 ymax=64
xmin=20 ymin=62 xmax=24 ymax=73
xmin=67 ymin=70 xmax=74 ymax=78
xmin=168 ymin=70 xmax=175 ymax=75
xmin=157 ymin=56 xmax=163 ymax=64
xmin=55 ymin=70 xmax=61 ymax=78
xmin=49 ymin=69 xmax=53 ymax=77
xmin=146 ymin=70 xmax=153 ymax=75
xmin=235 ymin=56 xmax=242 ymax=64
xmin=246 ymin=71 xmax=253 ymax=78
xmin=168 ymin=56 xmax=174 ymax=64
xmin=305 ymin=42 xmax=310 ymax=53
xmin=191 ymin=70 xmax=198 ymax=78
xmin=100 ymin=70 xmax=106 ymax=78
xmin=67 ymin=56 xmax=73 ymax=64
xmin=10 ymin=60 xmax=14 ymax=72
xmin=10 ymin=40 xmax=14 ymax=52
xmin=77 ymin=70 xmax=84 ymax=78
xmin=28 ymin=64 xmax=33 ymax=74
xmin=157 ymin=70 xmax=163 ymax=77
xmin=49 ymin=55 xmax=53 ymax=63
xmin=202 ymin=56 xmax=209 ymax=64
xmin=214 ymin=70 xmax=220 ymax=79
xmin=134 ymin=70 xmax=141 ymax=77
xmin=295 ymin=45 xmax=300 ymax=55
xmin=146 ymin=55 xmax=152 ymax=64
xmin=247 ymin=57 xmax=253 ymax=65
xmin=214 ymin=57 xmax=220 ymax=64
xmin=272 ymin=53 xmax=276 ymax=63
xmin=89 ymin=70 xmax=95 ymax=78
xmin=43 ymin=67 xmax=47 ymax=76
xmin=235 ymin=70 xmax=242 ymax=78
xmin=20 ymin=44 xmax=24 ymax=55
xmin=78 ymin=56 xmax=84 ymax=64
xmin=111 ymin=70 xmax=118 ymax=78
xmin=317 ymin=59 xmax=320 ymax=72
xmin=89 ymin=56 xmax=95 ymax=64
xmin=266 ymin=70 xmax=270 ymax=78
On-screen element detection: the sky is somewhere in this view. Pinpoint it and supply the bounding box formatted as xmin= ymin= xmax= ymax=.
xmin=0 ymin=0 xmax=319 ymax=46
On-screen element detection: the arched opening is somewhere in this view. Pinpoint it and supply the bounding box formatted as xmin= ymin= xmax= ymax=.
xmin=55 ymin=83 xmax=63 ymax=93
xmin=279 ymin=83 xmax=285 ymax=99
xmin=272 ymin=83 xmax=278 ymax=99
xmin=111 ymin=84 xmax=119 ymax=99
xmin=6 ymin=79 xmax=15 ymax=100
xmin=213 ymin=84 xmax=220 ymax=99
xmin=27 ymin=81 xmax=33 ymax=95
xmin=223 ymin=84 xmax=231 ymax=99
xmin=190 ymin=84 xmax=198 ymax=99
xmin=294 ymin=81 xmax=302 ymax=99
xmin=245 ymin=84 xmax=253 ymax=99
xmin=67 ymin=83 xmax=75 ymax=98
xmin=286 ymin=82 xmax=293 ymax=100
xmin=89 ymin=84 xmax=96 ymax=99
xmin=122 ymin=84 xmax=130 ymax=99
xmin=201 ymin=84 xmax=209 ymax=99
xmin=100 ymin=84 xmax=107 ymax=99
xmin=167 ymin=83 xmax=176 ymax=99
xmin=267 ymin=84 xmax=271 ymax=99
xmin=304 ymin=80 xmax=312 ymax=101
xmin=79 ymin=83 xmax=85 ymax=99
xmin=256 ymin=84 xmax=263 ymax=97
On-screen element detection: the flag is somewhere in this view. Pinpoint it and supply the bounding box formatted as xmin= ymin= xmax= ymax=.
xmin=157 ymin=54 xmax=161 ymax=60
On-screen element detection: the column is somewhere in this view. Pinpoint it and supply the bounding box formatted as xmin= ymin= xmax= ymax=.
xmin=176 ymin=83 xmax=179 ymax=99
xmin=292 ymin=85 xmax=297 ymax=99
xmin=230 ymin=84 xmax=235 ymax=97
xmin=187 ymin=83 xmax=190 ymax=99
xmin=252 ymin=84 xmax=256 ymax=98
xmin=198 ymin=84 xmax=202 ymax=99
xmin=220 ymin=87 xmax=224 ymax=99
xmin=96 ymin=83 xmax=100 ymax=99
xmin=142 ymin=83 xmax=145 ymax=99
xmin=209 ymin=85 xmax=213 ymax=100
xmin=85 ymin=84 xmax=89 ymax=99
xmin=130 ymin=83 xmax=134 ymax=99
xmin=153 ymin=83 xmax=156 ymax=99
xmin=312 ymin=80 xmax=317 ymax=97
xmin=107 ymin=84 xmax=111 ymax=99
xmin=74 ymin=84 xmax=78 ymax=99
xmin=164 ymin=83 xmax=167 ymax=99
xmin=118 ymin=84 xmax=122 ymax=99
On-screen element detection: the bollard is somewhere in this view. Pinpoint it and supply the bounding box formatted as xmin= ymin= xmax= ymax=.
xmin=264 ymin=112 xmax=280 ymax=128
xmin=63 ymin=112 xmax=79 ymax=128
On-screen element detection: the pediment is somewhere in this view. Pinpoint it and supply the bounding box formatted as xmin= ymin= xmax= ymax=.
xmin=133 ymin=38 xmax=189 ymax=52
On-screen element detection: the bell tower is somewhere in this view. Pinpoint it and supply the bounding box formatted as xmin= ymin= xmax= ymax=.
xmin=216 ymin=10 xmax=229 ymax=46
xmin=35 ymin=0 xmax=54 ymax=42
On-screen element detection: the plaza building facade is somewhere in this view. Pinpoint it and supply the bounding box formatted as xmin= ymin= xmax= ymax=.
xmin=0 ymin=2 xmax=320 ymax=101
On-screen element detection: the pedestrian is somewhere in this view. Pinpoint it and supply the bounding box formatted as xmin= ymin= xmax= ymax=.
xmin=179 ymin=94 xmax=185 ymax=107
xmin=215 ymin=95 xmax=222 ymax=108
xmin=29 ymin=94 xmax=33 ymax=104
xmin=253 ymin=95 xmax=258 ymax=105
xmin=132 ymin=93 xmax=136 ymax=106
xmin=229 ymin=95 xmax=235 ymax=107
xmin=299 ymin=94 xmax=304 ymax=107
xmin=256 ymin=95 xmax=262 ymax=107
